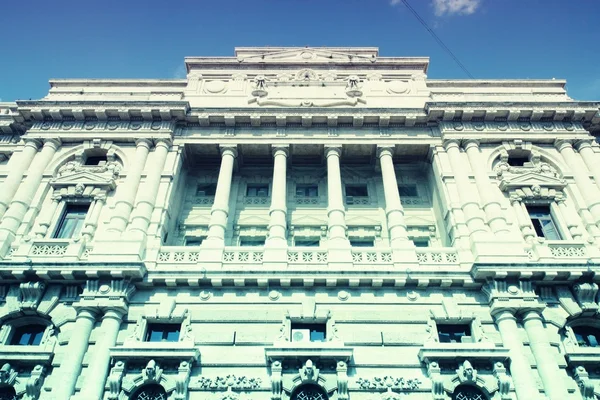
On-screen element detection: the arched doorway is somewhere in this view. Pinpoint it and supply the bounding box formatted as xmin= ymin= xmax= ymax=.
xmin=131 ymin=383 xmax=167 ymax=400
xmin=452 ymin=384 xmax=488 ymax=400
xmin=291 ymin=383 xmax=328 ymax=400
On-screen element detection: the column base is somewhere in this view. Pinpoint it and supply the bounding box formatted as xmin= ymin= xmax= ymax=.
xmin=89 ymin=239 xmax=145 ymax=262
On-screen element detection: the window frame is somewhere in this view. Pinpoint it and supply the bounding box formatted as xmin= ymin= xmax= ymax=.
xmin=195 ymin=183 xmax=217 ymax=197
xmin=290 ymin=322 xmax=327 ymax=343
xmin=1 ymin=317 xmax=53 ymax=347
xmin=437 ymin=323 xmax=473 ymax=344
xmin=144 ymin=322 xmax=181 ymax=343
xmin=51 ymin=203 xmax=90 ymax=239
xmin=239 ymin=236 xmax=266 ymax=247
xmin=295 ymin=184 xmax=319 ymax=198
xmin=246 ymin=183 xmax=270 ymax=198
xmin=398 ymin=184 xmax=419 ymax=197
xmin=526 ymin=204 xmax=562 ymax=240
xmin=344 ymin=184 xmax=369 ymax=198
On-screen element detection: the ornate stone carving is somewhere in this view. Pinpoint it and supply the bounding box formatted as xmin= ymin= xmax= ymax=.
xmin=270 ymin=361 xmax=282 ymax=400
xmin=356 ymin=376 xmax=422 ymax=390
xmin=57 ymin=160 xmax=121 ymax=180
xmin=573 ymin=366 xmax=596 ymax=400
xmin=299 ymin=359 xmax=319 ymax=383
xmin=107 ymin=361 xmax=126 ymax=400
xmin=492 ymin=362 xmax=511 ymax=400
xmin=457 ymin=360 xmax=477 ymax=383
xmin=173 ymin=361 xmax=191 ymax=400
xmin=0 ymin=364 xmax=17 ymax=386
xmin=219 ymin=386 xmax=241 ymax=400
xmin=346 ymin=75 xmax=363 ymax=97
xmin=426 ymin=362 xmax=445 ymax=400
xmin=336 ymin=361 xmax=348 ymax=400
xmin=142 ymin=360 xmax=162 ymax=383
xmin=19 ymin=281 xmax=46 ymax=310
xmin=572 ymin=282 xmax=599 ymax=311
xmin=25 ymin=365 xmax=46 ymax=400
xmin=251 ymin=76 xmax=268 ymax=97
xmin=197 ymin=375 xmax=262 ymax=390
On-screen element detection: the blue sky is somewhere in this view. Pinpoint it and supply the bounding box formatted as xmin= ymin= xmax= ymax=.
xmin=1 ymin=0 xmax=599 ymax=102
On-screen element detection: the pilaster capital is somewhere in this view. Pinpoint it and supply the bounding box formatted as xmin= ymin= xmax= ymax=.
xmin=324 ymin=145 xmax=342 ymax=158
xmin=574 ymin=139 xmax=594 ymax=152
xmin=219 ymin=145 xmax=238 ymax=158
xmin=462 ymin=139 xmax=480 ymax=151
xmin=43 ymin=138 xmax=61 ymax=150
xmin=134 ymin=138 xmax=153 ymax=150
xmin=520 ymin=309 xmax=543 ymax=323
xmin=23 ymin=138 xmax=42 ymax=150
xmin=554 ymin=139 xmax=574 ymax=152
xmin=154 ymin=138 xmax=172 ymax=149
xmin=271 ymin=145 xmax=289 ymax=158
xmin=443 ymin=139 xmax=461 ymax=151
xmin=72 ymin=306 xmax=99 ymax=321
xmin=102 ymin=308 xmax=126 ymax=322
xmin=484 ymin=280 xmax=544 ymax=317
xmin=376 ymin=145 xmax=394 ymax=158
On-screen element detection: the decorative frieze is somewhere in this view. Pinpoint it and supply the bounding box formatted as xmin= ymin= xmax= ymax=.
xmin=197 ymin=375 xmax=262 ymax=390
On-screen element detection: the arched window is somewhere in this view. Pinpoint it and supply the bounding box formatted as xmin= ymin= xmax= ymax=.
xmin=572 ymin=326 xmax=600 ymax=347
xmin=291 ymin=384 xmax=328 ymax=400
xmin=131 ymin=384 xmax=167 ymax=400
xmin=0 ymin=386 xmax=17 ymax=400
xmin=452 ymin=385 xmax=488 ymax=400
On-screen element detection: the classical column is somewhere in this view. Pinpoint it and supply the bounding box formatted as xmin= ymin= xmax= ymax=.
xmin=554 ymin=199 xmax=583 ymax=240
xmin=555 ymin=140 xmax=600 ymax=228
xmin=106 ymin=139 xmax=152 ymax=234
xmin=0 ymin=139 xmax=40 ymax=219
xmin=204 ymin=146 xmax=237 ymax=245
xmin=126 ymin=139 xmax=171 ymax=237
xmin=53 ymin=308 xmax=97 ymax=400
xmin=576 ymin=140 xmax=600 ymax=192
xmin=522 ymin=311 xmax=569 ymax=400
xmin=79 ymin=309 xmax=124 ymax=400
xmin=494 ymin=310 xmax=542 ymax=400
xmin=463 ymin=140 xmax=510 ymax=235
xmin=34 ymin=195 xmax=61 ymax=238
xmin=325 ymin=146 xmax=349 ymax=244
xmin=443 ymin=140 xmax=490 ymax=239
xmin=510 ymin=196 xmax=536 ymax=243
xmin=266 ymin=146 xmax=288 ymax=246
xmin=377 ymin=147 xmax=409 ymax=247
xmin=0 ymin=139 xmax=60 ymax=238
xmin=81 ymin=197 xmax=105 ymax=241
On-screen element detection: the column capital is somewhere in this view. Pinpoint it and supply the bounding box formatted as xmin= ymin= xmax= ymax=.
xmin=554 ymin=139 xmax=574 ymax=151
xmin=462 ymin=139 xmax=480 ymax=151
xmin=23 ymin=138 xmax=42 ymax=150
xmin=520 ymin=309 xmax=543 ymax=322
xmin=376 ymin=146 xmax=394 ymax=158
xmin=272 ymin=145 xmax=289 ymax=158
xmin=102 ymin=308 xmax=126 ymax=322
xmin=575 ymin=139 xmax=594 ymax=152
xmin=135 ymin=138 xmax=153 ymax=149
xmin=43 ymin=138 xmax=62 ymax=150
xmin=492 ymin=309 xmax=516 ymax=323
xmin=219 ymin=145 xmax=238 ymax=158
xmin=154 ymin=138 xmax=172 ymax=149
xmin=72 ymin=307 xmax=99 ymax=321
xmin=443 ymin=139 xmax=461 ymax=150
xmin=324 ymin=145 xmax=342 ymax=158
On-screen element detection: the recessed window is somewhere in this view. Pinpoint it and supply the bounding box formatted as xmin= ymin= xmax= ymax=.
xmin=239 ymin=237 xmax=266 ymax=247
xmin=438 ymin=323 xmax=471 ymax=343
xmin=398 ymin=184 xmax=418 ymax=197
xmin=53 ymin=204 xmax=89 ymax=239
xmin=291 ymin=323 xmax=326 ymax=343
xmin=11 ymin=324 xmax=46 ymax=345
xmin=246 ymin=184 xmax=269 ymax=197
xmin=296 ymin=185 xmax=318 ymax=197
xmin=349 ymin=238 xmax=375 ymax=247
xmin=527 ymin=205 xmax=561 ymax=240
xmin=573 ymin=326 xmax=600 ymax=347
xmin=196 ymin=183 xmax=217 ymax=196
xmin=185 ymin=236 xmax=206 ymax=246
xmin=145 ymin=323 xmax=180 ymax=342
xmin=345 ymin=185 xmax=368 ymax=197
xmin=294 ymin=237 xmax=320 ymax=247
xmin=507 ymin=155 xmax=529 ymax=167
xmin=412 ymin=238 xmax=429 ymax=248
xmin=84 ymin=155 xmax=107 ymax=166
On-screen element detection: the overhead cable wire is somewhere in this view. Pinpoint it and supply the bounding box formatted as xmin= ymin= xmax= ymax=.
xmin=400 ymin=0 xmax=475 ymax=79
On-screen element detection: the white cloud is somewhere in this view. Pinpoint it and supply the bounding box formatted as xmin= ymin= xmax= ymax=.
xmin=432 ymin=0 xmax=481 ymax=16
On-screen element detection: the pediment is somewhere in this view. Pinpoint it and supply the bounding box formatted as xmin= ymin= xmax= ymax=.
xmin=51 ymin=170 xmax=115 ymax=189
xmin=499 ymin=171 xmax=566 ymax=192
xmin=236 ymin=214 xmax=270 ymax=226
xmin=346 ymin=215 xmax=382 ymax=226
xmin=181 ymin=213 xmax=211 ymax=226
xmin=291 ymin=214 xmax=327 ymax=226
xmin=404 ymin=215 xmax=435 ymax=226
xmin=235 ymin=47 xmax=378 ymax=64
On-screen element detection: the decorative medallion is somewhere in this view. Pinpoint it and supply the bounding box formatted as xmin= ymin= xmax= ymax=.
xmin=387 ymin=80 xmax=409 ymax=94
xmin=205 ymin=80 xmax=228 ymax=94
xmin=338 ymin=290 xmax=350 ymax=301
xmin=268 ymin=290 xmax=281 ymax=301
xmin=199 ymin=290 xmax=212 ymax=301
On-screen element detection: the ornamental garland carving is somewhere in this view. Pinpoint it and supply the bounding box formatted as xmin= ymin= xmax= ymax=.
xmin=197 ymin=375 xmax=262 ymax=390
xmin=440 ymin=120 xmax=584 ymax=133
xmin=32 ymin=120 xmax=175 ymax=133
xmin=356 ymin=376 xmax=422 ymax=391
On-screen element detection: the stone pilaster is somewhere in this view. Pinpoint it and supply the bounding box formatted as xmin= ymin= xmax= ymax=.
xmin=0 ymin=139 xmax=41 ymax=219
xmin=576 ymin=140 xmax=600 ymax=193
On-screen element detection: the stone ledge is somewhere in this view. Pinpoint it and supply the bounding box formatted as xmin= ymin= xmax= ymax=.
xmin=110 ymin=342 xmax=199 ymax=364
xmin=418 ymin=344 xmax=509 ymax=364
xmin=0 ymin=345 xmax=54 ymax=365
xmin=565 ymin=348 xmax=600 ymax=364
xmin=265 ymin=342 xmax=353 ymax=363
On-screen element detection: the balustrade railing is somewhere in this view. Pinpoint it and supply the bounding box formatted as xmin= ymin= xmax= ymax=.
xmin=415 ymin=248 xmax=459 ymax=264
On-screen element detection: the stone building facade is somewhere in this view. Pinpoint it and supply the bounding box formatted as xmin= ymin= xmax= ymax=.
xmin=0 ymin=47 xmax=599 ymax=400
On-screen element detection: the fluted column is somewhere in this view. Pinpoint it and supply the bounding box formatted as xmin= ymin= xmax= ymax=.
xmin=0 ymin=139 xmax=60 ymax=238
xmin=126 ymin=139 xmax=171 ymax=237
xmin=79 ymin=309 xmax=124 ymax=400
xmin=204 ymin=146 xmax=237 ymax=245
xmin=494 ymin=310 xmax=542 ymax=400
xmin=463 ymin=140 xmax=511 ymax=235
xmin=53 ymin=308 xmax=97 ymax=400
xmin=325 ymin=146 xmax=349 ymax=244
xmin=522 ymin=311 xmax=569 ymax=400
xmin=266 ymin=146 xmax=288 ymax=246
xmin=106 ymin=139 xmax=152 ymax=234
xmin=377 ymin=147 xmax=409 ymax=247
xmin=576 ymin=140 xmax=600 ymax=192
xmin=554 ymin=199 xmax=583 ymax=240
xmin=0 ymin=139 xmax=40 ymax=219
xmin=556 ymin=140 xmax=600 ymax=229
xmin=444 ymin=140 xmax=490 ymax=239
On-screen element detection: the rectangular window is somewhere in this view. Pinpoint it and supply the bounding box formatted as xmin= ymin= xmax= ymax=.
xmin=239 ymin=237 xmax=266 ymax=247
xmin=53 ymin=204 xmax=89 ymax=239
xmin=349 ymin=238 xmax=375 ymax=247
xmin=185 ymin=236 xmax=206 ymax=246
xmin=527 ymin=205 xmax=561 ymax=240
xmin=437 ymin=324 xmax=471 ymax=343
xmin=412 ymin=238 xmax=429 ymax=248
xmin=196 ymin=183 xmax=217 ymax=196
xmin=296 ymin=185 xmax=318 ymax=197
xmin=398 ymin=184 xmax=418 ymax=197
xmin=291 ymin=323 xmax=327 ymax=342
xmin=246 ymin=184 xmax=269 ymax=197
xmin=145 ymin=323 xmax=180 ymax=342
xmin=345 ymin=185 xmax=368 ymax=197
xmin=11 ymin=325 xmax=45 ymax=346
xmin=294 ymin=237 xmax=320 ymax=247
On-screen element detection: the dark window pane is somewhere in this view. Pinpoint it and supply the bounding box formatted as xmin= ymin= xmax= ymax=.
xmin=291 ymin=323 xmax=327 ymax=342
xmin=296 ymin=185 xmax=318 ymax=197
xmin=295 ymin=238 xmax=320 ymax=247
xmin=350 ymin=239 xmax=374 ymax=247
xmin=11 ymin=324 xmax=46 ymax=346
xmin=413 ymin=239 xmax=429 ymax=247
xmin=346 ymin=185 xmax=368 ymax=197
xmin=507 ymin=156 xmax=529 ymax=167
xmin=247 ymin=185 xmax=269 ymax=197
xmin=398 ymin=185 xmax=418 ymax=197
xmin=54 ymin=204 xmax=89 ymax=239
xmin=527 ymin=205 xmax=561 ymax=240
xmin=84 ymin=155 xmax=107 ymax=166
xmin=185 ymin=237 xmax=205 ymax=246
xmin=196 ymin=184 xmax=217 ymax=196
xmin=239 ymin=237 xmax=266 ymax=246
xmin=146 ymin=323 xmax=180 ymax=342
xmin=438 ymin=324 xmax=471 ymax=343
xmin=573 ymin=326 xmax=600 ymax=347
